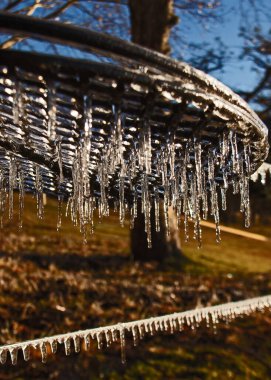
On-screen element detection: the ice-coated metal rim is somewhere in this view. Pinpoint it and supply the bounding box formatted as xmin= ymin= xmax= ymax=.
xmin=0 ymin=12 xmax=268 ymax=245
xmin=0 ymin=11 xmax=268 ymax=169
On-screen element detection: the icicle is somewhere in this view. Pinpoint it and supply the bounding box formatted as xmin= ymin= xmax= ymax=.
xmin=138 ymin=324 xmax=145 ymax=340
xmin=119 ymin=176 xmax=125 ymax=227
xmin=220 ymin=130 xmax=229 ymax=167
xmin=139 ymin=120 xmax=152 ymax=174
xmin=18 ymin=167 xmax=24 ymax=230
xmin=35 ymin=165 xmax=44 ymax=219
xmin=64 ymin=338 xmax=71 ymax=356
xmin=9 ymin=348 xmax=18 ymax=365
xmin=130 ymin=197 xmax=135 ymax=230
xmin=96 ymin=332 xmax=103 ymax=350
xmin=194 ymin=138 xmax=202 ymax=197
xmin=184 ymin=202 xmax=189 ymax=242
xmin=208 ymin=150 xmax=220 ymax=242
xmin=141 ymin=174 xmax=152 ymax=247
xmin=50 ymin=340 xmax=58 ymax=354
xmin=39 ymin=342 xmax=47 ymax=363
xmin=201 ymin=169 xmax=208 ymax=220
xmin=131 ymin=325 xmax=139 ymax=347
xmin=22 ymin=345 xmax=31 ymax=361
xmin=154 ymin=189 xmax=160 ymax=232
xmin=111 ymin=329 xmax=118 ymax=343
xmin=0 ymin=349 xmax=7 ymax=364
xmin=181 ymin=145 xmax=190 ymax=241
xmin=13 ymin=76 xmax=23 ymax=125
xmin=240 ymin=144 xmax=251 ymax=228
xmin=163 ymin=199 xmax=169 ymax=238
xmin=98 ymin=163 xmax=109 ymax=219
xmin=73 ymin=335 xmax=81 ymax=353
xmin=176 ymin=198 xmax=182 ymax=228
xmin=149 ymin=319 xmax=155 ymax=335
xmin=47 ymin=81 xmax=57 ymax=140
xmin=118 ymin=325 xmax=126 ymax=364
xmin=57 ymin=195 xmax=62 ymax=232
xmin=168 ymin=131 xmax=175 ymax=181
xmin=0 ymin=169 xmax=6 ymax=228
xmin=230 ymin=130 xmax=240 ymax=174
xmin=105 ymin=330 xmax=112 ymax=347
xmin=56 ymin=139 xmax=64 ymax=184
xmin=221 ymin=188 xmax=227 ymax=211
xmin=84 ymin=334 xmax=91 ymax=351
xmin=243 ymin=143 xmax=251 ymax=175
xmin=8 ymin=156 xmax=17 ymax=220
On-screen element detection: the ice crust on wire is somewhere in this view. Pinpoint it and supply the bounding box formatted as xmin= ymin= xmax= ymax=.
xmin=0 ymin=295 xmax=270 ymax=365
xmin=0 ymin=51 xmax=268 ymax=246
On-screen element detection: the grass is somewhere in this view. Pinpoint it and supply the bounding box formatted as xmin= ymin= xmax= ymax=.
xmin=0 ymin=194 xmax=270 ymax=379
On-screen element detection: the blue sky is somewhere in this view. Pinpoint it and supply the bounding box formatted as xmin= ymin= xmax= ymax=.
xmin=174 ymin=0 xmax=270 ymax=94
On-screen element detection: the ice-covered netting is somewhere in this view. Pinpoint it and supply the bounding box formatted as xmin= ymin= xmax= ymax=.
xmin=251 ymin=162 xmax=271 ymax=184
xmin=0 ymin=295 xmax=270 ymax=366
xmin=0 ymin=13 xmax=269 ymax=246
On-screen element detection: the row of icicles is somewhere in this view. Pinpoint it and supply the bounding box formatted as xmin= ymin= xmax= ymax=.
xmin=0 ymin=127 xmax=251 ymax=247
xmin=0 ymin=295 xmax=270 ymax=365
xmin=0 ymin=71 xmax=253 ymax=246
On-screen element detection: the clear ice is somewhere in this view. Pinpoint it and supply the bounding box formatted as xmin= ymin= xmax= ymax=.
xmin=0 ymin=295 xmax=270 ymax=366
xmin=0 ymin=75 xmax=261 ymax=246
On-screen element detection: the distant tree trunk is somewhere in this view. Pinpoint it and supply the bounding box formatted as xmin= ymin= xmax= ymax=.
xmin=129 ymin=0 xmax=178 ymax=55
xmin=131 ymin=204 xmax=182 ymax=262
xmin=128 ymin=0 xmax=182 ymax=261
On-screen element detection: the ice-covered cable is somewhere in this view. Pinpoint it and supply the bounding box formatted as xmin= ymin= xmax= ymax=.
xmin=0 ymin=294 xmax=270 ymax=365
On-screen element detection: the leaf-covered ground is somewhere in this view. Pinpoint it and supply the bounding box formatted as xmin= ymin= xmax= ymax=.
xmin=0 ymin=194 xmax=270 ymax=379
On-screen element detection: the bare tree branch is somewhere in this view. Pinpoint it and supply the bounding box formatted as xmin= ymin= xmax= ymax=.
xmin=0 ymin=0 xmax=78 ymax=49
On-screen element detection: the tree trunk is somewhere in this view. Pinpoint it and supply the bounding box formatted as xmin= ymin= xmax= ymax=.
xmin=129 ymin=0 xmax=178 ymax=55
xmin=131 ymin=204 xmax=182 ymax=262
xmin=128 ymin=0 xmax=182 ymax=261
